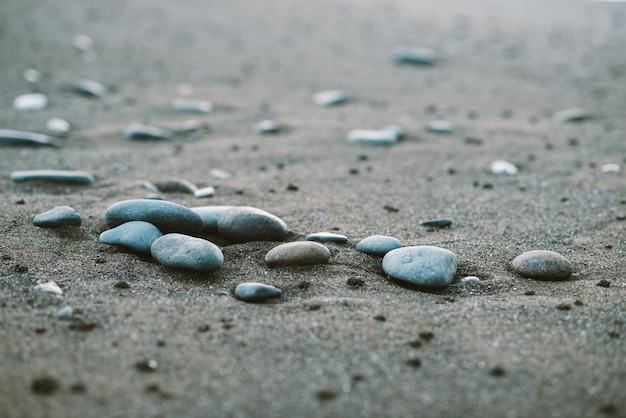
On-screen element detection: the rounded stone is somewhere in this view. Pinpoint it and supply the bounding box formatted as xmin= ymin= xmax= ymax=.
xmin=150 ymin=233 xmax=223 ymax=272
xmin=191 ymin=206 xmax=234 ymax=233
xmin=33 ymin=206 xmax=82 ymax=228
xmin=99 ymin=221 xmax=163 ymax=255
xmin=511 ymin=250 xmax=572 ymax=281
xmin=356 ymin=235 xmax=402 ymax=256
xmin=104 ymin=199 xmax=203 ymax=235
xmin=235 ymin=282 xmax=281 ymax=302
xmin=382 ymin=246 xmax=458 ymax=288
xmin=265 ymin=241 xmax=330 ymax=267
xmin=217 ymin=206 xmax=288 ymax=243
xmin=305 ymin=232 xmax=348 ymax=243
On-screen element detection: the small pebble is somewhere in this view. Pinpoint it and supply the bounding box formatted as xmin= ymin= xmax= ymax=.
xmin=33 ymin=206 xmax=82 ymax=228
xmin=393 ymin=46 xmax=436 ymax=65
xmin=0 ymin=129 xmax=60 ymax=147
xmin=265 ymin=241 xmax=330 ymax=267
xmin=73 ymin=34 xmax=93 ymax=50
xmin=235 ymin=282 xmax=281 ymax=302
xmin=45 ymin=118 xmax=71 ymax=137
xmin=104 ymin=199 xmax=203 ymax=234
xmin=490 ymin=160 xmax=519 ymax=175
xmin=596 ymin=279 xmax=611 ymax=288
xmin=420 ymin=218 xmax=453 ymax=228
xmin=313 ymin=90 xmax=347 ymax=107
xmin=32 ymin=281 xmax=63 ymax=296
xmin=171 ymin=98 xmax=213 ymax=114
xmin=461 ymin=276 xmax=481 ymax=284
xmin=55 ymin=305 xmax=73 ymax=320
xmin=217 ymin=206 xmax=288 ymax=243
xmin=11 ymin=169 xmax=94 ymax=184
xmin=121 ymin=124 xmax=172 ymax=141
xmin=511 ymin=250 xmax=572 ymax=280
xmin=254 ymin=119 xmax=282 ymax=134
xmin=425 ymin=120 xmax=454 ymax=134
xmin=14 ymin=93 xmax=48 ymax=111
xmin=553 ymin=108 xmax=591 ymax=123
xmin=208 ymin=168 xmax=232 ymax=180
xmin=190 ymin=206 xmax=234 ymax=233
xmin=170 ymin=119 xmax=205 ymax=133
xmin=600 ymin=163 xmax=621 ymax=173
xmin=135 ymin=359 xmax=158 ymax=372
xmin=156 ymin=178 xmax=198 ymax=194
xmin=31 ymin=376 xmax=59 ymax=395
xmin=346 ymin=127 xmax=400 ymax=146
xmin=22 ymin=68 xmax=42 ymax=83
xmin=100 ymin=221 xmax=163 ymax=255
xmin=356 ymin=235 xmax=402 ymax=256
xmin=135 ymin=180 xmax=161 ymax=193
xmin=382 ymin=246 xmax=458 ymax=288
xmin=194 ymin=186 xmax=215 ymax=198
xmin=305 ymin=232 xmax=348 ymax=243
xmin=150 ymin=233 xmax=224 ymax=272
xmin=72 ymin=79 xmax=107 ymax=98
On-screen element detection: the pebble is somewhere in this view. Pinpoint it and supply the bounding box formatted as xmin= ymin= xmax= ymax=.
xmin=0 ymin=129 xmax=60 ymax=147
xmin=393 ymin=46 xmax=436 ymax=65
xmin=104 ymin=199 xmax=204 ymax=234
xmin=194 ymin=186 xmax=215 ymax=198
xmin=14 ymin=93 xmax=48 ymax=111
xmin=171 ymin=98 xmax=213 ymax=114
xmin=150 ymin=233 xmax=224 ymax=272
xmin=100 ymin=221 xmax=163 ymax=255
xmin=254 ymin=119 xmax=282 ymax=134
xmin=382 ymin=246 xmax=458 ymax=288
xmin=170 ymin=119 xmax=205 ymax=133
xmin=33 ymin=206 xmax=82 ymax=228
xmin=136 ymin=180 xmax=161 ymax=193
xmin=356 ymin=235 xmax=402 ymax=256
xmin=490 ymin=160 xmax=518 ymax=175
xmin=461 ymin=276 xmax=481 ymax=284
xmin=121 ymin=124 xmax=172 ymax=140
xmin=11 ymin=169 xmax=94 ymax=184
xmin=217 ymin=206 xmax=288 ymax=243
xmin=22 ymin=68 xmax=42 ymax=83
xmin=313 ymin=90 xmax=347 ymax=107
xmin=45 ymin=118 xmax=71 ymax=137
xmin=55 ymin=305 xmax=73 ymax=319
xmin=235 ymin=282 xmax=282 ymax=302
xmin=346 ymin=127 xmax=400 ymax=146
xmin=305 ymin=232 xmax=349 ymax=243
xmin=156 ymin=178 xmax=198 ymax=194
xmin=553 ymin=108 xmax=591 ymax=123
xmin=425 ymin=120 xmax=454 ymax=134
xmin=73 ymin=34 xmax=93 ymax=50
xmin=208 ymin=168 xmax=232 ymax=180
xmin=511 ymin=250 xmax=572 ymax=280
xmin=420 ymin=218 xmax=453 ymax=228
xmin=33 ymin=281 xmax=63 ymax=296
xmin=72 ymin=79 xmax=107 ymax=98
xmin=190 ymin=206 xmax=234 ymax=233
xmin=600 ymin=163 xmax=621 ymax=173
xmin=265 ymin=241 xmax=330 ymax=267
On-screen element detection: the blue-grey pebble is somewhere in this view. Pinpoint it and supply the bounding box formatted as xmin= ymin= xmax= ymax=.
xmin=382 ymin=246 xmax=458 ymax=288
xmin=0 ymin=129 xmax=60 ymax=147
xmin=104 ymin=199 xmax=203 ymax=235
xmin=150 ymin=233 xmax=223 ymax=272
xmin=190 ymin=206 xmax=234 ymax=233
xmin=265 ymin=241 xmax=330 ymax=267
xmin=511 ymin=250 xmax=572 ymax=281
xmin=33 ymin=206 xmax=82 ymax=228
xmin=420 ymin=218 xmax=453 ymax=228
xmin=356 ymin=235 xmax=402 ymax=256
xmin=235 ymin=282 xmax=281 ymax=302
xmin=305 ymin=232 xmax=348 ymax=243
xmin=217 ymin=206 xmax=288 ymax=243
xmin=11 ymin=170 xmax=94 ymax=184
xmin=100 ymin=221 xmax=163 ymax=255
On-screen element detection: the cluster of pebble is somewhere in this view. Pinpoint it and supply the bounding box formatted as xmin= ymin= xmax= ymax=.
xmin=30 ymin=199 xmax=573 ymax=303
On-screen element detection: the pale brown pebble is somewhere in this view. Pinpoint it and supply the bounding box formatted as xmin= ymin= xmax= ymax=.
xmin=265 ymin=241 xmax=330 ymax=267
xmin=511 ymin=250 xmax=572 ymax=281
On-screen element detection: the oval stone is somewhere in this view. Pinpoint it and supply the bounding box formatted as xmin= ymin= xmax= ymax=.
xmin=217 ymin=206 xmax=288 ymax=243
xmin=382 ymin=246 xmax=458 ymax=288
xmin=235 ymin=282 xmax=281 ymax=302
xmin=511 ymin=250 xmax=572 ymax=281
xmin=265 ymin=241 xmax=330 ymax=267
xmin=305 ymin=232 xmax=348 ymax=243
xmin=33 ymin=206 xmax=82 ymax=228
xmin=190 ymin=206 xmax=234 ymax=233
xmin=100 ymin=221 xmax=163 ymax=255
xmin=11 ymin=170 xmax=94 ymax=184
xmin=150 ymin=233 xmax=223 ymax=272
xmin=104 ymin=199 xmax=203 ymax=235
xmin=356 ymin=235 xmax=402 ymax=256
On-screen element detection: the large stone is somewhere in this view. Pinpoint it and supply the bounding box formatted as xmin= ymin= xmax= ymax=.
xmin=100 ymin=221 xmax=163 ymax=255
xmin=235 ymin=282 xmax=281 ymax=302
xmin=265 ymin=241 xmax=330 ymax=267
xmin=33 ymin=206 xmax=82 ymax=228
xmin=104 ymin=199 xmax=203 ymax=235
xmin=382 ymin=246 xmax=457 ymax=288
xmin=217 ymin=206 xmax=288 ymax=243
xmin=150 ymin=233 xmax=223 ymax=272
xmin=356 ymin=235 xmax=402 ymax=256
xmin=511 ymin=250 xmax=572 ymax=280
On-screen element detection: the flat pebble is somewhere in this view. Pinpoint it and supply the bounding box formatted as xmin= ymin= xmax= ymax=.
xmin=356 ymin=235 xmax=402 ymax=256
xmin=0 ymin=129 xmax=60 ymax=147
xmin=393 ymin=46 xmax=436 ymax=65
xmin=194 ymin=186 xmax=215 ymax=198
xmin=23 ymin=68 xmax=42 ymax=83
xmin=72 ymin=79 xmax=107 ymax=98
xmin=100 ymin=221 xmax=163 ymax=255
xmin=33 ymin=281 xmax=63 ymax=296
xmin=235 ymin=282 xmax=281 ymax=302
xmin=156 ymin=178 xmax=198 ymax=194
xmin=420 ymin=218 xmax=453 ymax=228
xmin=305 ymin=232 xmax=348 ymax=243
xmin=135 ymin=180 xmax=160 ymax=193
xmin=265 ymin=241 xmax=330 ymax=267
xmin=190 ymin=206 xmax=234 ymax=233
xmin=600 ymin=163 xmax=621 ymax=173
xmin=254 ymin=119 xmax=282 ymax=134
xmin=346 ymin=127 xmax=400 ymax=146
xmin=461 ymin=276 xmax=481 ymax=284
xmin=553 ymin=108 xmax=591 ymax=123
xmin=208 ymin=168 xmax=232 ymax=180
xmin=121 ymin=124 xmax=172 ymax=140
xmin=425 ymin=120 xmax=454 ymax=134
xmin=511 ymin=250 xmax=572 ymax=280
xmin=217 ymin=206 xmax=288 ymax=243
xmin=490 ymin=160 xmax=519 ymax=175
xmin=382 ymin=246 xmax=458 ymax=288
xmin=14 ymin=93 xmax=48 ymax=111
xmin=45 ymin=118 xmax=71 ymax=136
xmin=55 ymin=305 xmax=73 ymax=319
xmin=34 ymin=206 xmax=82 ymax=228
xmin=313 ymin=90 xmax=347 ymax=107
xmin=11 ymin=170 xmax=94 ymax=184
xmin=104 ymin=199 xmax=203 ymax=234
xmin=171 ymin=98 xmax=213 ymax=114
xmin=150 ymin=233 xmax=223 ymax=272
xmin=170 ymin=119 xmax=205 ymax=133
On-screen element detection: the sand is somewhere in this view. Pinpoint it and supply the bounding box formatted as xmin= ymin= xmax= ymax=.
xmin=0 ymin=0 xmax=625 ymax=417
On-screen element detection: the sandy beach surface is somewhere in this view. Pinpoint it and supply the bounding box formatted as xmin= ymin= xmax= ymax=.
xmin=1 ymin=0 xmax=625 ymax=417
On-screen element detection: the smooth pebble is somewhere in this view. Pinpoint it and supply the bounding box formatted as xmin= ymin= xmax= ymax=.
xmin=217 ymin=206 xmax=288 ymax=243
xmin=34 ymin=206 xmax=82 ymax=228
xmin=121 ymin=124 xmax=172 ymax=140
xmin=600 ymin=163 xmax=621 ymax=173
xmin=14 ymin=93 xmax=48 ymax=111
xmin=425 ymin=120 xmax=454 ymax=134
xmin=393 ymin=46 xmax=436 ymax=65
xmin=553 ymin=108 xmax=591 ymax=123
xmin=511 ymin=250 xmax=572 ymax=281
xmin=305 ymin=232 xmax=348 ymax=243
xmin=235 ymin=282 xmax=281 ymax=302
xmin=100 ymin=221 xmax=163 ymax=255
xmin=208 ymin=168 xmax=232 ymax=180
xmin=156 ymin=178 xmax=198 ymax=194
xmin=420 ymin=218 xmax=453 ymax=228
xmin=265 ymin=241 xmax=330 ymax=267
xmin=23 ymin=68 xmax=42 ymax=83
xmin=11 ymin=170 xmax=94 ymax=184
xmin=461 ymin=276 xmax=481 ymax=284
xmin=55 ymin=305 xmax=73 ymax=319
xmin=313 ymin=90 xmax=347 ymax=107
xmin=346 ymin=127 xmax=400 ymax=146
xmin=490 ymin=160 xmax=518 ymax=175
xmin=0 ymin=129 xmax=60 ymax=147
xmin=104 ymin=199 xmax=203 ymax=234
xmin=254 ymin=119 xmax=282 ymax=134
xmin=356 ymin=235 xmax=402 ymax=256
xmin=32 ymin=281 xmax=63 ymax=296
xmin=382 ymin=246 xmax=458 ymax=288
xmin=190 ymin=206 xmax=234 ymax=233
xmin=171 ymin=99 xmax=213 ymax=114
xmin=150 ymin=233 xmax=223 ymax=272
xmin=194 ymin=186 xmax=215 ymax=198
xmin=45 ymin=118 xmax=71 ymax=136
xmin=72 ymin=79 xmax=107 ymax=98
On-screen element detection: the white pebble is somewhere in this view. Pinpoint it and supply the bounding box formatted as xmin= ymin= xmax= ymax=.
xmin=461 ymin=276 xmax=481 ymax=284
xmin=194 ymin=186 xmax=215 ymax=198
xmin=208 ymin=168 xmax=232 ymax=180
xmin=425 ymin=120 xmax=454 ymax=134
xmin=73 ymin=34 xmax=94 ymax=50
xmin=313 ymin=90 xmax=347 ymax=107
xmin=600 ymin=163 xmax=621 ymax=173
xmin=45 ymin=118 xmax=71 ymax=136
xmin=171 ymin=99 xmax=212 ymax=114
xmin=14 ymin=93 xmax=48 ymax=111
xmin=346 ymin=128 xmax=399 ymax=146
xmin=55 ymin=305 xmax=73 ymax=319
xmin=490 ymin=160 xmax=519 ymax=175
xmin=22 ymin=68 xmax=42 ymax=83
xmin=33 ymin=281 xmax=63 ymax=296
xmin=254 ymin=119 xmax=281 ymax=134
